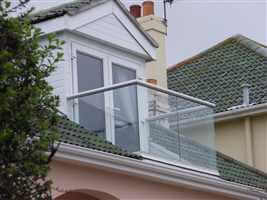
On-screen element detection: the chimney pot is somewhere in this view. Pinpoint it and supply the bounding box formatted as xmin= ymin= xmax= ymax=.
xmin=130 ymin=5 xmax=141 ymax=18
xmin=143 ymin=1 xmax=154 ymax=16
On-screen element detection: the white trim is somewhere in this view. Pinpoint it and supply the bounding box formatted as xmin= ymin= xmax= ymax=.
xmin=70 ymin=42 xmax=112 ymax=141
xmin=137 ymin=85 xmax=149 ymax=152
xmin=216 ymin=103 xmax=267 ymax=122
xmin=70 ymin=42 xmax=109 ymax=120
xmin=109 ymin=60 xmax=138 ymax=145
xmin=111 ymin=2 xmax=156 ymax=60
xmin=137 ymin=151 xmax=219 ymax=176
xmin=69 ymin=43 xmax=145 ymax=144
xmin=54 ymin=143 xmax=267 ymax=200
xmin=68 ymin=33 xmax=146 ymax=68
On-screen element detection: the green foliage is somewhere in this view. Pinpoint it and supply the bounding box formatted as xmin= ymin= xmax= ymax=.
xmin=0 ymin=1 xmax=64 ymax=199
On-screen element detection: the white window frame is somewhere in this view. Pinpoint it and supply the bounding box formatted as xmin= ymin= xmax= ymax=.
xmin=71 ymin=42 xmax=111 ymax=140
xmin=70 ymin=42 xmax=144 ymax=145
xmin=109 ymin=57 xmax=139 ymax=145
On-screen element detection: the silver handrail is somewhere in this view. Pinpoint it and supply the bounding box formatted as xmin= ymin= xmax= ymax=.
xmin=67 ymin=79 xmax=216 ymax=108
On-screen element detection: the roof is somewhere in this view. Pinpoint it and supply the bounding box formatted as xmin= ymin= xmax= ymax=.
xmin=168 ymin=34 xmax=267 ymax=113
xmin=57 ymin=117 xmax=141 ymax=159
xmin=30 ymin=0 xmax=158 ymax=48
xmin=217 ymin=151 xmax=267 ymax=190
xmin=150 ymin=123 xmax=267 ymax=191
xmin=56 ymin=117 xmax=267 ymax=191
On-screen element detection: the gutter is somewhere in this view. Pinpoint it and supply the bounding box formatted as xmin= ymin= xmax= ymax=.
xmin=215 ymin=103 xmax=267 ymax=122
xmin=54 ymin=143 xmax=267 ymax=200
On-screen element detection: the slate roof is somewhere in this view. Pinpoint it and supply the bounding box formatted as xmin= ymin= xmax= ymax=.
xmin=56 ymin=117 xmax=267 ymax=191
xmin=30 ymin=0 xmax=159 ymax=48
xmin=168 ymin=35 xmax=267 ymax=113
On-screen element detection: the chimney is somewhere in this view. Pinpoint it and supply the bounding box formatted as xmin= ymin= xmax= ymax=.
xmin=137 ymin=1 xmax=168 ymax=88
xmin=143 ymin=1 xmax=154 ymax=16
xmin=130 ymin=5 xmax=141 ymax=18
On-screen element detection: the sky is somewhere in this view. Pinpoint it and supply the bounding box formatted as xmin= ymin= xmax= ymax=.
xmin=25 ymin=0 xmax=266 ymax=66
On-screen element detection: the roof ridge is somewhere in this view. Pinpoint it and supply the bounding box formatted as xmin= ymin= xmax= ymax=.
xmin=168 ymin=34 xmax=267 ymax=72
xmin=30 ymin=0 xmax=105 ymax=23
xmin=234 ymin=34 xmax=267 ymax=58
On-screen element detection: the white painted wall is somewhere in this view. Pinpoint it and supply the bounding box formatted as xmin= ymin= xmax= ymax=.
xmin=76 ymin=14 xmax=146 ymax=56
xmin=44 ymin=33 xmax=70 ymax=113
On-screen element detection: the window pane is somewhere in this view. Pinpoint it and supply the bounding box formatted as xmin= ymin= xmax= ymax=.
xmin=77 ymin=51 xmax=104 ymax=92
xmin=112 ymin=64 xmax=139 ymax=152
xmin=112 ymin=64 xmax=136 ymax=84
xmin=76 ymin=51 xmax=105 ymax=138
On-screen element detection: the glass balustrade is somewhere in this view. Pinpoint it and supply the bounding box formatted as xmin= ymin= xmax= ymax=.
xmin=67 ymin=80 xmax=217 ymax=173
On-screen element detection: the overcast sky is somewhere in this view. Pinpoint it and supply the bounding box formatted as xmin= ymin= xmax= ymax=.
xmin=27 ymin=0 xmax=266 ymax=66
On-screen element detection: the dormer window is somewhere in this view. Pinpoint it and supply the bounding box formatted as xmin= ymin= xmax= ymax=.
xmin=70 ymin=43 xmax=140 ymax=151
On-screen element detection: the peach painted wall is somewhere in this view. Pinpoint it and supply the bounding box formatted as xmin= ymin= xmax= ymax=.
xmin=50 ymin=160 xmax=238 ymax=200
xmin=56 ymin=192 xmax=98 ymax=200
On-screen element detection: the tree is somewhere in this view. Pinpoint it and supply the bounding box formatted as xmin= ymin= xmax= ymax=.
xmin=0 ymin=0 xmax=64 ymax=199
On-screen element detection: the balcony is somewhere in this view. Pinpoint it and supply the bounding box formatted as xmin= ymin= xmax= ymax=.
xmin=67 ymin=80 xmax=217 ymax=173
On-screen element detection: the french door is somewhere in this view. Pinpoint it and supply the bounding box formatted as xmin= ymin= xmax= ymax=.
xmin=71 ymin=43 xmax=140 ymax=151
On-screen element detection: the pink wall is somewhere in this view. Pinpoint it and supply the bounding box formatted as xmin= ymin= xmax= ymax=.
xmin=55 ymin=192 xmax=98 ymax=200
xmin=50 ymin=160 xmax=238 ymax=200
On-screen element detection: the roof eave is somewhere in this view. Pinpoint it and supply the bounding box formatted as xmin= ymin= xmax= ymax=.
xmin=55 ymin=142 xmax=267 ymax=199
xmin=113 ymin=0 xmax=159 ymax=48
xmin=215 ymin=103 xmax=267 ymax=122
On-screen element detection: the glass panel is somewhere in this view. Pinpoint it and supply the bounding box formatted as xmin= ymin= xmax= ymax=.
xmin=112 ymin=64 xmax=139 ymax=152
xmin=77 ymin=94 xmax=106 ymax=138
xmin=76 ymin=51 xmax=105 ymax=138
xmin=144 ymin=87 xmax=216 ymax=172
xmin=146 ymin=90 xmax=181 ymax=162
xmin=68 ymin=80 xmax=216 ymax=173
xmin=178 ymin=104 xmax=216 ymax=171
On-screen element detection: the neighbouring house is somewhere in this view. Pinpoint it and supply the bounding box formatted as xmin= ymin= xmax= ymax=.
xmin=30 ymin=0 xmax=267 ymax=199
xmin=168 ymin=34 xmax=267 ymax=173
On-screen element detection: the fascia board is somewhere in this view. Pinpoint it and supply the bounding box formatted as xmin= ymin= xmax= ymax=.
xmin=111 ymin=2 xmax=156 ymax=60
xmin=34 ymin=2 xmax=112 ymax=35
xmin=215 ymin=103 xmax=267 ymax=122
xmin=54 ymin=143 xmax=266 ymax=200
xmin=68 ymin=1 xmax=113 ymax=30
xmin=70 ymin=29 xmax=152 ymax=61
xmin=34 ymin=15 xmax=68 ymax=35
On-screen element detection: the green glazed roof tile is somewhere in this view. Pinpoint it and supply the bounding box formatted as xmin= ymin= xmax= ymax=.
xmin=168 ymin=35 xmax=267 ymax=113
xmin=217 ymin=152 xmax=267 ymax=190
xmin=56 ymin=117 xmax=142 ymax=159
